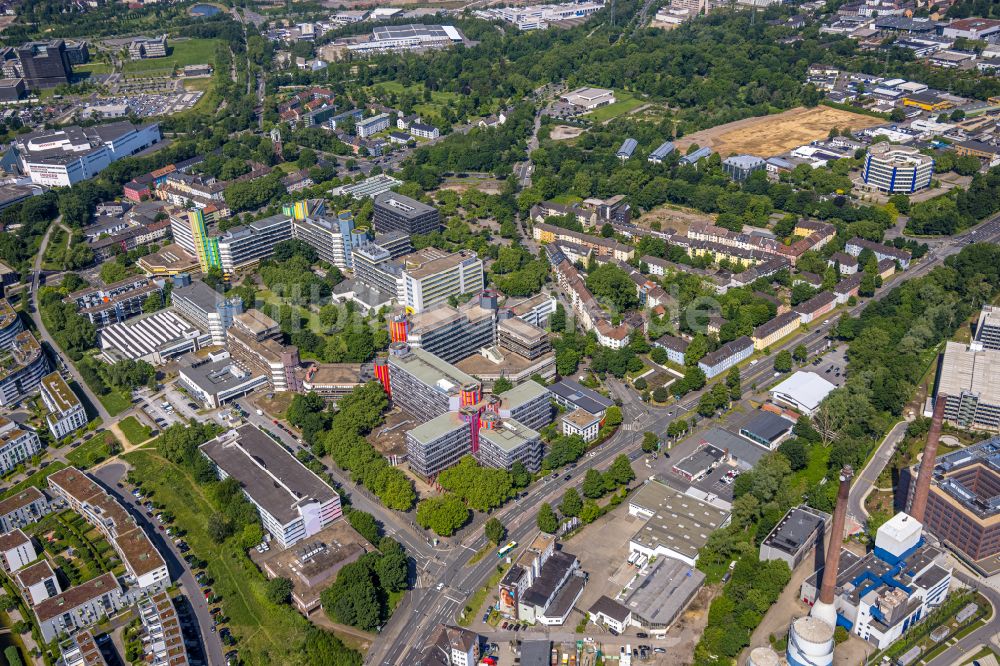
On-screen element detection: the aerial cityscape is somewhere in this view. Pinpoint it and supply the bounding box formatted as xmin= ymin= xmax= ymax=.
xmin=0 ymin=0 xmax=996 ymax=665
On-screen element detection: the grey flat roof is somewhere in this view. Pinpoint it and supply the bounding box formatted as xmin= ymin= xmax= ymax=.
xmin=547 ymin=379 xmax=613 ymax=415
xmin=200 ymin=425 xmax=338 ymax=525
xmin=406 ymin=411 xmax=467 ymax=444
xmin=388 ymin=345 xmax=478 ymax=392
xmin=762 ymin=506 xmax=829 ymax=556
xmin=179 ymin=357 xmax=263 ymax=395
xmin=623 ymin=556 xmax=705 ymax=627
xmin=629 ymin=480 xmax=730 ymax=560
xmin=519 ymin=641 xmax=552 ymax=666
xmin=172 ymin=280 xmax=228 ymax=313
xmin=498 ymin=380 xmax=549 ymax=411
xmin=739 ymin=410 xmax=793 ymax=444
xmin=374 ymin=191 xmax=436 ymax=219
xmin=700 ymin=427 xmax=766 ymax=467
xmin=674 ymin=444 xmax=725 ymax=476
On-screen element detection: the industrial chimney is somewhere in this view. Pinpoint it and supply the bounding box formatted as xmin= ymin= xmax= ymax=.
xmin=810 ymin=465 xmax=853 ymax=629
xmin=909 ymin=396 xmax=946 ymax=523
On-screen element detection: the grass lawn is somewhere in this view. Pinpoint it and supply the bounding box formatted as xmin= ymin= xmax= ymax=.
xmin=65 ymin=433 xmax=116 ymax=468
xmin=550 ymin=193 xmax=583 ymax=205
xmin=123 ymin=449 xmax=321 ymax=666
xmin=366 ymin=81 xmax=459 ymax=119
xmin=118 ymin=416 xmax=152 ymax=446
xmin=122 ymin=38 xmax=220 ymax=75
xmin=97 ymin=391 xmax=131 ymax=417
xmin=584 ymin=91 xmax=644 ymax=123
xmin=72 ymin=61 xmax=112 ymax=76
xmin=1 ymin=462 xmax=66 ymax=499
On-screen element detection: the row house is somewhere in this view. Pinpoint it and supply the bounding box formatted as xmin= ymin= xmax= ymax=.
xmin=834 ymin=273 xmax=862 ymax=304
xmin=698 ymin=336 xmax=754 ymax=379
xmin=793 ymin=291 xmax=837 ymax=324
xmin=554 ymin=259 xmax=631 ymax=349
xmin=844 ymin=237 xmax=912 ymax=269
xmin=751 ymin=311 xmax=800 ymax=350
xmin=533 ymin=222 xmax=635 ymax=261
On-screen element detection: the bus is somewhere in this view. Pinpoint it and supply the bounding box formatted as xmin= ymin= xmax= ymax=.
xmin=497 ymin=541 xmax=518 ymax=559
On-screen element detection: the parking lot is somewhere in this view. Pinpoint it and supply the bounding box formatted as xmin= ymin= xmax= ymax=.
xmin=808 ymin=343 xmax=848 ymax=387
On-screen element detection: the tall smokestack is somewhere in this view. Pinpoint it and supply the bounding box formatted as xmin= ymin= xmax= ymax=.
xmin=910 ymin=395 xmax=946 ymax=523
xmin=810 ymin=465 xmax=853 ymax=628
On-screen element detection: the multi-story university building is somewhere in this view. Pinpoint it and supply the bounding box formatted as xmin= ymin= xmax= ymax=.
xmin=47 ymin=467 xmax=169 ymax=591
xmin=400 ymin=248 xmax=484 ymax=313
xmin=40 ymin=372 xmax=86 ymax=440
xmin=16 ymin=40 xmax=72 ymax=88
xmin=385 ymin=343 xmax=479 ymax=421
xmin=0 ymin=417 xmax=41 ymax=474
xmin=16 ymin=122 xmax=161 ymax=187
xmin=200 ymin=425 xmax=342 ymax=548
xmin=171 ymin=277 xmax=244 ymax=347
xmin=291 ymin=209 xmax=371 ymax=269
xmin=936 ymin=341 xmax=1000 ymax=431
xmin=217 ymin=213 xmax=293 ymax=274
xmin=373 ymin=192 xmax=441 ymax=236
xmin=0 ymin=331 xmax=51 ymax=407
xmin=226 ymin=309 xmax=302 ymax=392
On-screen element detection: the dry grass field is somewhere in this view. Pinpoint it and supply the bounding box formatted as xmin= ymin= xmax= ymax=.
xmin=550 ymin=125 xmax=587 ymax=140
xmin=677 ymin=106 xmax=884 ymax=157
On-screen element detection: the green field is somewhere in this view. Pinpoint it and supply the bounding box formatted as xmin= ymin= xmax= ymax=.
xmin=123 ymin=450 xmax=324 ymax=666
xmin=122 ymin=38 xmax=220 ymax=75
xmin=366 ymin=81 xmax=459 ymax=120
xmin=72 ymin=61 xmax=112 ymax=76
xmin=98 ymin=390 xmax=131 ymax=417
xmin=65 ymin=433 xmax=116 ymax=468
xmin=584 ymin=90 xmax=644 ymax=122
xmin=118 ymin=416 xmax=152 ymax=446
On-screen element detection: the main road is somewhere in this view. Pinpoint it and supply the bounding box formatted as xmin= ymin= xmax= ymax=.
xmin=28 ymin=218 xmax=112 ymax=423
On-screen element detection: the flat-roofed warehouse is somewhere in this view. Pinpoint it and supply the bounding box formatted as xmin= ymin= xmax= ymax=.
xmin=759 ymin=505 xmax=830 ymax=569
xmin=628 ymin=479 xmax=731 ymax=566
xmin=621 ymin=555 xmax=706 ymax=632
xmin=200 ymin=424 xmax=342 ymax=548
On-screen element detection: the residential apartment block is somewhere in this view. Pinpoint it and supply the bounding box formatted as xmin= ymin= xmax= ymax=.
xmin=698 ymin=336 xmax=753 ymax=378
xmin=201 ymin=425 xmax=343 ymax=548
xmin=47 ymin=467 xmax=169 ymax=591
xmin=40 ymin=372 xmax=86 ymax=440
xmin=0 ymin=331 xmax=50 ymax=408
xmin=0 ymin=486 xmax=50 ymax=534
xmin=0 ymin=416 xmax=42 ymax=473
xmin=0 ymin=529 xmax=36 ymax=574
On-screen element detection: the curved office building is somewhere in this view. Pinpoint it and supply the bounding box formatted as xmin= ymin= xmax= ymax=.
xmin=0 ymin=299 xmax=24 ymax=351
xmin=862 ymin=144 xmax=934 ymax=193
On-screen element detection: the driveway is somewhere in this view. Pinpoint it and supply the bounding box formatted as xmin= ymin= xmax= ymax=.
xmin=92 ymin=463 xmax=227 ymax=666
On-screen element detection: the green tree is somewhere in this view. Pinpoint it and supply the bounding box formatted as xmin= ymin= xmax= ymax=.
xmin=607 ymin=454 xmax=636 ymax=487
xmin=265 ymin=577 xmax=294 ymax=605
xmin=346 ymin=510 xmax=380 ymax=544
xmin=549 ymin=302 xmax=567 ymax=332
xmin=492 ymin=376 xmax=513 ymax=394
xmin=726 ymin=365 xmax=742 ymax=400
xmin=792 ymin=344 xmax=808 ymax=363
xmin=560 ymin=487 xmax=583 ymax=517
xmin=537 ymin=502 xmax=559 ymax=534
xmin=641 ymin=431 xmax=659 ymax=453
xmin=604 ymin=405 xmax=623 ymax=428
xmin=510 ymin=460 xmax=531 ymax=488
xmin=685 ymin=334 xmax=708 ymax=366
xmin=652 ymin=386 xmax=669 ymax=403
xmin=321 ymin=560 xmax=382 ymax=631
xmin=484 ymin=517 xmax=506 ymax=545
xmin=582 ymin=469 xmax=605 ymax=498
xmin=416 ymin=495 xmax=469 ymax=536
xmin=773 ymin=350 xmax=792 ymax=373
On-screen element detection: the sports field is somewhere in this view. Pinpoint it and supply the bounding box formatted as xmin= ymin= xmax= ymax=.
xmin=122 ymin=38 xmax=219 ymax=74
xmin=676 ymin=106 xmax=884 ymax=157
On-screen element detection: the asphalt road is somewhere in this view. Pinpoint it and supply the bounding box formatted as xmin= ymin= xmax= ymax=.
xmin=848 ymin=419 xmax=909 ymax=526
xmin=92 ymin=463 xmax=227 ymax=666
xmin=28 ymin=218 xmax=112 ymax=423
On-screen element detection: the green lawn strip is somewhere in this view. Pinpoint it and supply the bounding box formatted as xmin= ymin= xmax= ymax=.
xmin=584 ymin=91 xmax=643 ymax=122
xmin=97 ymin=391 xmax=131 ymax=417
xmin=122 ymin=38 xmax=220 ymax=75
xmin=456 ymin=563 xmax=509 ymax=627
xmin=65 ymin=435 xmax=114 ymax=468
xmin=118 ymin=416 xmax=152 ymax=445
xmin=1 ymin=462 xmax=66 ymax=499
xmin=123 ymin=450 xmax=314 ymax=665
